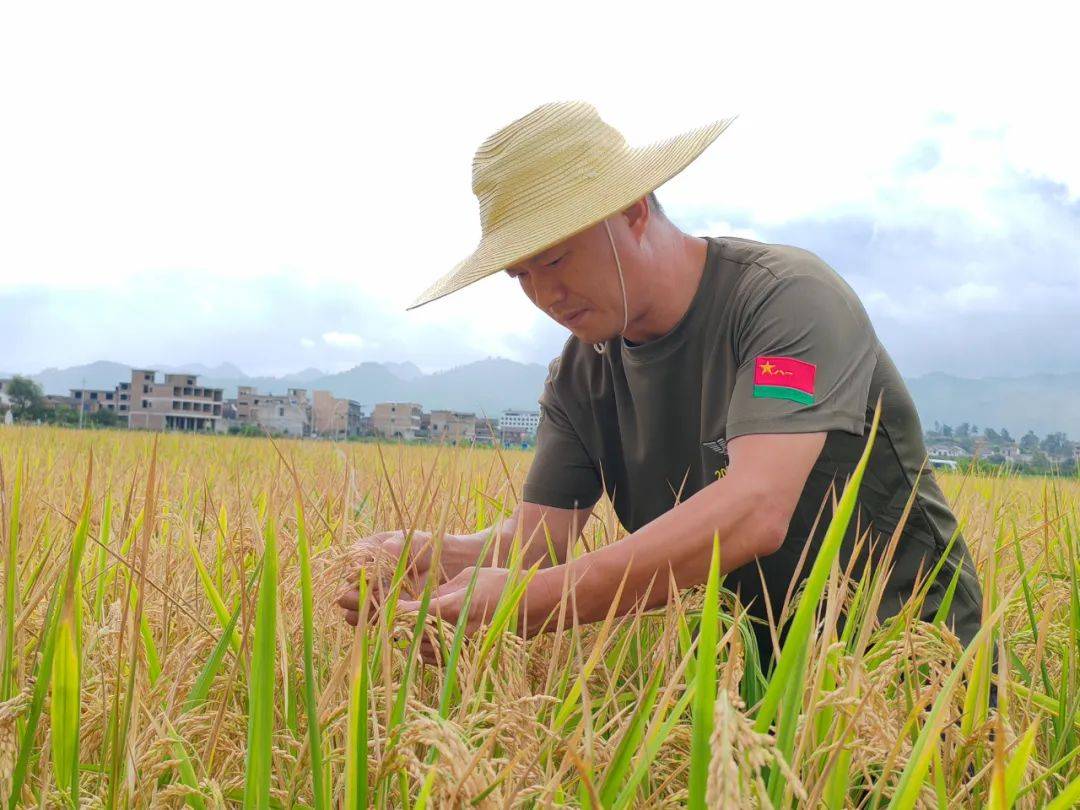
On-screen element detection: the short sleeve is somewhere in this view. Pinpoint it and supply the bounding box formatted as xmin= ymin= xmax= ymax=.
xmin=726 ymin=270 xmax=877 ymax=439
xmin=522 ymin=358 xmax=604 ymax=509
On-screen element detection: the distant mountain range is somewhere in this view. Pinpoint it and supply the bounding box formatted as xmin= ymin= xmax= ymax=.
xmin=903 ymin=372 xmax=1080 ymax=440
xmin=5 ymin=360 xmax=1079 ymax=439
xmin=10 ymin=358 xmax=547 ymax=418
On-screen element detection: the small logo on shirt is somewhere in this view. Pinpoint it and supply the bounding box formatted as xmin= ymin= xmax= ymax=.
xmin=753 ymin=355 xmax=816 ymax=405
xmin=702 ymin=435 xmax=729 ymax=475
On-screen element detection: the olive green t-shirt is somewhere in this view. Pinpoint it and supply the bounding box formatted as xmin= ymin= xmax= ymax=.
xmin=523 ymin=236 xmax=983 ymax=650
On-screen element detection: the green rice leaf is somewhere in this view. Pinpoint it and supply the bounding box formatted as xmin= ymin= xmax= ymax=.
xmin=689 ymin=532 xmax=722 ymax=809
xmin=243 ymin=514 xmax=279 ymax=810
xmin=755 ymin=397 xmax=883 ymax=736
xmin=294 ymin=493 xmax=327 ymax=810
xmin=345 ymin=569 xmax=370 ymax=810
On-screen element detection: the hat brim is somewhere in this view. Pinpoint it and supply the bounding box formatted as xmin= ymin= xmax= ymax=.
xmin=407 ymin=116 xmax=737 ymax=310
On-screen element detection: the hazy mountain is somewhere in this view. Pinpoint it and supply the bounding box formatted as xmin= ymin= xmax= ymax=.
xmin=303 ymin=362 xmax=411 ymax=405
xmin=382 ymin=361 xmax=423 ymax=382
xmin=30 ymin=361 xmax=135 ymax=394
xmin=408 ymin=358 xmax=548 ymax=415
xmin=281 ymin=367 xmax=328 ymax=384
xmin=17 ymin=359 xmax=1080 ymax=438
xmin=905 ymin=372 xmax=1080 ymax=439
xmin=299 ymin=359 xmax=549 ymax=413
xmin=21 ymin=358 xmax=550 ymax=413
xmin=152 ymin=362 xmax=249 ymax=379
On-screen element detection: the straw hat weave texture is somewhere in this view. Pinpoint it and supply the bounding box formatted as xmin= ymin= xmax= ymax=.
xmin=409 ymin=100 xmax=736 ymax=309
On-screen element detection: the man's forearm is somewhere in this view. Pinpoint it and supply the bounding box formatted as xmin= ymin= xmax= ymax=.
xmin=455 ymin=504 xmax=577 ymax=570
xmin=451 ymin=517 xmax=518 ymax=568
xmin=451 ymin=511 xmax=535 ymax=569
xmin=526 ymin=477 xmax=783 ymax=628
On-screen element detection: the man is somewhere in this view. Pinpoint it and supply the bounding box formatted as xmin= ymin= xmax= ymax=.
xmin=337 ymin=100 xmax=983 ymax=669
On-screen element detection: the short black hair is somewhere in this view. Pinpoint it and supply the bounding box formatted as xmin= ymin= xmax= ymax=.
xmin=646 ymin=191 xmax=665 ymax=217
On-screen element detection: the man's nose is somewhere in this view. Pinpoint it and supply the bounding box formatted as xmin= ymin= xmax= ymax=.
xmin=530 ymin=271 xmax=566 ymax=311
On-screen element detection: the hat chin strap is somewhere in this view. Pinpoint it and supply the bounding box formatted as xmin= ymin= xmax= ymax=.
xmin=594 ymin=219 xmax=629 ymax=355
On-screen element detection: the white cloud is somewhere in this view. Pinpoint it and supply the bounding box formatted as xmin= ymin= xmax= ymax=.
xmin=698 ymin=220 xmax=764 ymax=242
xmin=322 ymin=331 xmax=365 ymax=350
xmin=943 ymin=282 xmax=1006 ymax=312
xmin=0 ymin=0 xmax=1076 ymax=377
xmin=299 ymin=337 xmax=315 ymax=348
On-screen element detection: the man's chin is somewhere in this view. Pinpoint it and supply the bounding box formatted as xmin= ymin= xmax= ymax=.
xmin=570 ymin=326 xmax=618 ymax=345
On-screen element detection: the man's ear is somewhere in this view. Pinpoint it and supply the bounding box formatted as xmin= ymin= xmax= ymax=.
xmin=620 ymin=196 xmax=650 ymax=241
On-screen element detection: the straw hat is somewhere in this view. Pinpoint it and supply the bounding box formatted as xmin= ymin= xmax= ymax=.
xmin=408 ymin=101 xmax=737 ymax=309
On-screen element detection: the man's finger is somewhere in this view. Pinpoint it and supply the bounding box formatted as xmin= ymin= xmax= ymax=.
xmin=336 ymin=589 xmax=359 ymax=610
xmin=419 ymin=636 xmax=442 ymax=667
xmin=398 ymin=596 xmax=456 ymax=625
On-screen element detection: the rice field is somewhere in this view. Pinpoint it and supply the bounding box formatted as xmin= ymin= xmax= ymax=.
xmin=1 ymin=423 xmax=1078 ymax=808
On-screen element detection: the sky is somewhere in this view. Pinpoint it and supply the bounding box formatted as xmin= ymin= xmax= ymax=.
xmin=1 ymin=1 xmax=1078 ymax=379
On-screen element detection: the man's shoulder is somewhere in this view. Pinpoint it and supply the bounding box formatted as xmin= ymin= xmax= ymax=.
xmin=714 ymin=236 xmax=839 ymax=285
xmin=714 ymin=236 xmax=864 ymax=315
xmin=544 ymin=334 xmax=599 ymax=394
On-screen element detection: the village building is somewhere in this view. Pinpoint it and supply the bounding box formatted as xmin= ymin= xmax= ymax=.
xmin=926 ymin=443 xmax=967 ymax=458
xmin=311 ymin=390 xmax=364 ymax=438
xmin=126 ymin=369 xmax=224 ymax=431
xmin=498 ymin=409 xmax=540 ymax=435
xmin=234 ymin=386 xmax=310 ymax=437
xmin=428 ymin=409 xmax=476 ymax=443
xmin=372 ymin=402 xmax=422 ymax=440
xmin=69 ymin=388 xmax=120 ymax=414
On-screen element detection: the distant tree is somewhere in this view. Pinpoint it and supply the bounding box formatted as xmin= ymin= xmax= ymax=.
xmin=941 ymin=424 xmax=953 ymax=438
xmin=1020 ymin=430 xmax=1040 ymax=453
xmin=983 ymin=427 xmax=1000 ymax=443
xmin=956 ymin=422 xmax=971 ymax=438
xmin=1000 ymin=428 xmax=1013 ymax=443
xmin=50 ymin=406 xmax=79 ymax=426
xmin=88 ymin=409 xmax=121 ymax=428
xmin=1029 ymin=450 xmax=1052 ymax=472
xmin=7 ymin=376 xmax=45 ymax=420
xmin=1040 ymin=432 xmax=1070 ymax=459
xmin=228 ymin=423 xmax=262 ymax=438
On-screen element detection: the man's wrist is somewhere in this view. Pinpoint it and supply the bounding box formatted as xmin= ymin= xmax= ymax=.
xmin=451 ymin=533 xmax=496 ymax=568
xmin=521 ymin=565 xmax=561 ymax=637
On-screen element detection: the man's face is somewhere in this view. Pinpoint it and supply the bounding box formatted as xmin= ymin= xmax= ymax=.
xmin=504 ymin=218 xmax=631 ymax=344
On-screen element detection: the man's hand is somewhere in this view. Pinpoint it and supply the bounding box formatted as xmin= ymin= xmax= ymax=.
xmin=397 ymin=566 xmax=514 ymax=665
xmin=334 ymin=530 xmax=480 ymax=623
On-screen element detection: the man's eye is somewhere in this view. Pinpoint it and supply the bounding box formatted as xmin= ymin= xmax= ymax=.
xmin=545 ymin=256 xmax=564 ymax=268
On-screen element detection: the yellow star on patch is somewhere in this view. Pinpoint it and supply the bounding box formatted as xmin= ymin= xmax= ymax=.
xmin=759 ymin=361 xmax=776 ymax=375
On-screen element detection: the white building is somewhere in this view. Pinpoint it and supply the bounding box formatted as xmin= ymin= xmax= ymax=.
xmin=928 ymin=458 xmax=959 ymax=470
xmin=926 ymin=443 xmax=967 ymax=458
xmin=499 ymin=410 xmax=540 ymax=435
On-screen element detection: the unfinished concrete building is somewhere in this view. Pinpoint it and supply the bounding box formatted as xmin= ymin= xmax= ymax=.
xmin=126 ymin=369 xmax=224 ymax=431
xmin=372 ymin=402 xmax=422 ymax=440
xmin=69 ymin=388 xmax=120 ymax=414
xmin=233 ymin=386 xmax=310 ymax=437
xmin=428 ymin=409 xmax=476 ymax=443
xmin=312 ymin=390 xmax=363 ymax=438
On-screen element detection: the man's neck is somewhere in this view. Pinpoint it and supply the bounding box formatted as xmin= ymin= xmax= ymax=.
xmin=622 ymin=228 xmax=709 ymax=344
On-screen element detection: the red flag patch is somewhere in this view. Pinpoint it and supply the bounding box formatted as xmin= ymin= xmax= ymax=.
xmin=752 ymin=356 xmax=816 ymax=405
